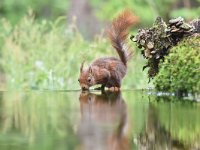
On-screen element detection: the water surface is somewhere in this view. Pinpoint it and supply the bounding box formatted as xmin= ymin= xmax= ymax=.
xmin=0 ymin=90 xmax=199 ymax=150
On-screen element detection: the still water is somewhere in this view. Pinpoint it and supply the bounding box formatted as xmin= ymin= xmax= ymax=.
xmin=0 ymin=90 xmax=199 ymax=150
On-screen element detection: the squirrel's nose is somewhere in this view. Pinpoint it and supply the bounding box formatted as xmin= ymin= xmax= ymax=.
xmin=82 ymin=86 xmax=89 ymax=91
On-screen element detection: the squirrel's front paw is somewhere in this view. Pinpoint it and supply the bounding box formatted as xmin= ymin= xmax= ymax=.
xmin=108 ymin=87 xmax=120 ymax=92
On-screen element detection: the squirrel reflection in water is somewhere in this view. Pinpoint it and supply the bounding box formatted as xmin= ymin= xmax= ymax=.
xmin=77 ymin=91 xmax=130 ymax=150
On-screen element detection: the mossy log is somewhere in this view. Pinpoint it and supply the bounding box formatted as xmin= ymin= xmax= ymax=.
xmin=131 ymin=17 xmax=200 ymax=79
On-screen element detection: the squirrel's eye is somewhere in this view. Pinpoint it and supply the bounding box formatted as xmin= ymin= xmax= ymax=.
xmin=87 ymin=78 xmax=91 ymax=83
xmin=78 ymin=79 xmax=80 ymax=82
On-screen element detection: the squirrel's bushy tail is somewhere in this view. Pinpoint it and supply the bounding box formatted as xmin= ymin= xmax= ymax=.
xmin=108 ymin=10 xmax=138 ymax=66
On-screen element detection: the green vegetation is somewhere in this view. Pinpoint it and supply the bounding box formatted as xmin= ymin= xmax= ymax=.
xmin=154 ymin=37 xmax=200 ymax=94
xmin=1 ymin=0 xmax=199 ymax=27
xmin=91 ymin=0 xmax=200 ymax=25
xmin=0 ymin=13 xmax=148 ymax=90
xmin=0 ymin=1 xmax=200 ymax=149
xmin=0 ymin=0 xmax=68 ymax=24
xmin=0 ymin=0 xmax=199 ymax=91
xmin=1 ymin=13 xmax=83 ymax=90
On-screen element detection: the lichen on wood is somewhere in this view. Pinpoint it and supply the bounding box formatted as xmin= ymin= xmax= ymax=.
xmin=131 ymin=16 xmax=199 ymax=79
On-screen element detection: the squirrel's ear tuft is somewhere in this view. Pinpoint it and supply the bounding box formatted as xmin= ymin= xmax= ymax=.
xmin=80 ymin=61 xmax=85 ymax=72
xmin=89 ymin=66 xmax=93 ymax=74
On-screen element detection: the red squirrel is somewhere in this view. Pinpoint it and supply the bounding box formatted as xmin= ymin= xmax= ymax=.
xmin=78 ymin=10 xmax=138 ymax=91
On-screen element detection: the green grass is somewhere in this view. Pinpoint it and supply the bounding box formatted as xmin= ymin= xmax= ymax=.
xmin=0 ymin=13 xmax=148 ymax=90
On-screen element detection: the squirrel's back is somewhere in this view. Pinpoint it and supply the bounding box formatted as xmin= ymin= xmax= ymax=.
xmin=108 ymin=10 xmax=138 ymax=66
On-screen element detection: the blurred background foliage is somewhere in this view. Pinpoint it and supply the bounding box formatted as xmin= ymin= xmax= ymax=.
xmin=0 ymin=0 xmax=199 ymax=90
xmin=0 ymin=0 xmax=69 ymax=23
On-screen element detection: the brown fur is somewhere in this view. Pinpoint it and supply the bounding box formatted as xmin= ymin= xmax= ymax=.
xmin=78 ymin=91 xmax=129 ymax=150
xmin=78 ymin=10 xmax=138 ymax=90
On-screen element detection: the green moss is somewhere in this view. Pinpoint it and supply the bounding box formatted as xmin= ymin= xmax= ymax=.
xmin=154 ymin=36 xmax=200 ymax=94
